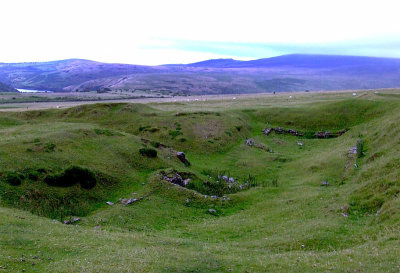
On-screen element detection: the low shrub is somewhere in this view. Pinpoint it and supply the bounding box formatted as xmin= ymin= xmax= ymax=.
xmin=139 ymin=148 xmax=157 ymax=158
xmin=27 ymin=170 xmax=40 ymax=181
xmin=44 ymin=166 xmax=97 ymax=189
xmin=5 ymin=172 xmax=24 ymax=186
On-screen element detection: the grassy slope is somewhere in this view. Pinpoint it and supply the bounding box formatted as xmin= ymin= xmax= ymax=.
xmin=0 ymin=90 xmax=399 ymax=272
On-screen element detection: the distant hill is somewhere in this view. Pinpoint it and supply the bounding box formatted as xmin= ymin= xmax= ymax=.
xmin=0 ymin=59 xmax=163 ymax=92
xmin=185 ymin=54 xmax=400 ymax=70
xmin=0 ymin=81 xmax=17 ymax=92
xmin=1 ymin=54 xmax=400 ymax=94
xmin=182 ymin=58 xmax=244 ymax=68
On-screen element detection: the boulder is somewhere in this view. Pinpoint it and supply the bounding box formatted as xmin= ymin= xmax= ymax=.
xmin=183 ymin=178 xmax=191 ymax=186
xmin=176 ymin=152 xmax=191 ymax=166
xmin=171 ymin=175 xmax=184 ymax=186
xmin=106 ymin=201 xmax=114 ymax=206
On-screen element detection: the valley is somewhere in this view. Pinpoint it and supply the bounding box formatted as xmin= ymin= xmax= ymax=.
xmin=0 ymin=89 xmax=399 ymax=272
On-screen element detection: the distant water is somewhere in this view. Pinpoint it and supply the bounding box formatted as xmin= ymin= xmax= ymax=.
xmin=17 ymin=89 xmax=53 ymax=93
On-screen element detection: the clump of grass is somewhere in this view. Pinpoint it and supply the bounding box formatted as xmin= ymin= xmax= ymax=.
xmin=357 ymin=139 xmax=365 ymax=158
xmin=44 ymin=143 xmax=56 ymax=152
xmin=94 ymin=128 xmax=123 ymax=136
xmin=139 ymin=125 xmax=150 ymax=132
xmin=150 ymin=141 xmax=161 ymax=148
xmin=168 ymin=130 xmax=182 ymax=139
xmin=139 ymin=148 xmax=157 ymax=158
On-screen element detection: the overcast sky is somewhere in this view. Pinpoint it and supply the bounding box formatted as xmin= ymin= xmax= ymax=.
xmin=1 ymin=0 xmax=400 ymax=65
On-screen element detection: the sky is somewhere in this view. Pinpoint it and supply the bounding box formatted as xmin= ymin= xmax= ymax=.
xmin=1 ymin=0 xmax=400 ymax=65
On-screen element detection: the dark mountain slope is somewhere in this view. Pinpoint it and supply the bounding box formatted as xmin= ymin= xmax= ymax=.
xmin=185 ymin=54 xmax=400 ymax=71
xmin=1 ymin=54 xmax=400 ymax=93
xmin=0 ymin=81 xmax=17 ymax=92
xmin=0 ymin=59 xmax=164 ymax=91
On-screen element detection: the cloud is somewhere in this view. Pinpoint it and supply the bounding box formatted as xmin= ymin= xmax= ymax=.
xmin=1 ymin=0 xmax=400 ymax=64
xmin=144 ymin=38 xmax=400 ymax=62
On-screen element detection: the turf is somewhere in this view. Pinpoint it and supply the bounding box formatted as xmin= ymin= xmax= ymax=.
xmin=0 ymin=90 xmax=399 ymax=272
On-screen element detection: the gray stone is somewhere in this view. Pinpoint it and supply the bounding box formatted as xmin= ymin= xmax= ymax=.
xmin=183 ymin=178 xmax=191 ymax=186
xmin=177 ymin=152 xmax=191 ymax=166
xmin=321 ymin=181 xmax=330 ymax=186
xmin=245 ymin=139 xmax=253 ymax=146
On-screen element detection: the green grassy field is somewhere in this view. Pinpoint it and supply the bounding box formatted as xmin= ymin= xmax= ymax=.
xmin=0 ymin=90 xmax=399 ymax=272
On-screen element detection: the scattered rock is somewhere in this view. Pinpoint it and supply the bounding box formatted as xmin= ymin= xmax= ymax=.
xmin=315 ymin=129 xmax=348 ymax=139
xmin=262 ymin=127 xmax=348 ymax=139
xmin=341 ymin=205 xmax=349 ymax=214
xmin=245 ymin=138 xmax=254 ymax=146
xmin=120 ymin=197 xmax=142 ymax=205
xmin=297 ymin=142 xmax=303 ymax=146
xmin=63 ymin=217 xmax=80 ymax=225
xmin=164 ymin=172 xmax=187 ymax=187
xmin=349 ymin=146 xmax=358 ymax=155
xmin=263 ymin=127 xmax=303 ymax=137
xmin=228 ymin=177 xmax=234 ymax=183
xmin=321 ymin=181 xmax=330 ymax=186
xmin=106 ymin=201 xmax=114 ymax=206
xmin=263 ymin=128 xmax=272 ymax=136
xmin=176 ymin=152 xmax=191 ymax=166
xmin=341 ymin=212 xmax=349 ymax=218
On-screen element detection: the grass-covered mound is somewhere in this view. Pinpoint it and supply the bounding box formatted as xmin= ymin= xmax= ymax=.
xmin=0 ymin=167 xmax=116 ymax=219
